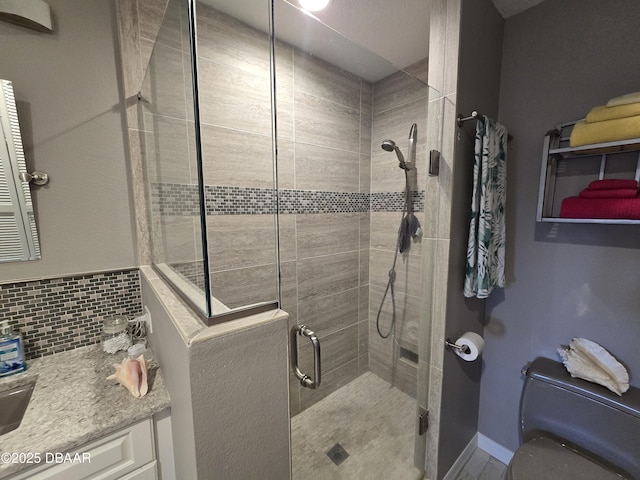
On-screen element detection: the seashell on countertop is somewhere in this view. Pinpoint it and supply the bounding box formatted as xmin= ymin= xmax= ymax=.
xmin=107 ymin=355 xmax=148 ymax=398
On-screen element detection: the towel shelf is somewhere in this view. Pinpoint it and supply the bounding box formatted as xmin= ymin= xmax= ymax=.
xmin=536 ymin=121 xmax=640 ymax=224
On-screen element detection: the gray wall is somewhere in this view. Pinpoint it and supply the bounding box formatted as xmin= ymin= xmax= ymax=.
xmin=0 ymin=0 xmax=136 ymax=283
xmin=479 ymin=0 xmax=640 ymax=453
xmin=437 ymin=0 xmax=504 ymax=477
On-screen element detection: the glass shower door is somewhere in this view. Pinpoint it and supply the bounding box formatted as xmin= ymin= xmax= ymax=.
xmin=271 ymin=1 xmax=431 ymax=477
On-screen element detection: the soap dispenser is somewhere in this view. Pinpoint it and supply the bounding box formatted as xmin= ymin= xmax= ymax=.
xmin=0 ymin=321 xmax=26 ymax=377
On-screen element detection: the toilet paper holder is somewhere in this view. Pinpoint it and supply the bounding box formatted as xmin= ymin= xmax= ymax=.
xmin=445 ymin=338 xmax=471 ymax=355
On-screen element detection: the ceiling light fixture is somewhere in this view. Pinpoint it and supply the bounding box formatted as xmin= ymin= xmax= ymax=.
xmin=298 ymin=0 xmax=330 ymax=12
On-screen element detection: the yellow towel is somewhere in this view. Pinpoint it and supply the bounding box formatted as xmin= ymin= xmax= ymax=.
xmin=606 ymin=91 xmax=640 ymax=107
xmin=586 ymin=103 xmax=640 ymax=123
xmin=570 ymin=115 xmax=640 ymax=147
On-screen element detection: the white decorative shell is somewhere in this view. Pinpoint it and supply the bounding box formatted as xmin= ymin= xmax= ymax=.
xmin=107 ymin=355 xmax=148 ymax=398
xmin=558 ymin=338 xmax=629 ymax=396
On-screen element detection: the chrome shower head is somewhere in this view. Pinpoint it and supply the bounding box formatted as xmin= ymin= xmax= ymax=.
xmin=381 ymin=139 xmax=396 ymax=152
xmin=381 ymin=139 xmax=407 ymax=169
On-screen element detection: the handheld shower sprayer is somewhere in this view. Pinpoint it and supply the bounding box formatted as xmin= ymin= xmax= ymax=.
xmin=381 ymin=124 xmax=417 ymax=170
xmin=381 ymin=139 xmax=407 ymax=170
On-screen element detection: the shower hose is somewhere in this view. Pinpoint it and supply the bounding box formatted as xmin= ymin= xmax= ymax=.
xmin=375 ymin=168 xmax=411 ymax=339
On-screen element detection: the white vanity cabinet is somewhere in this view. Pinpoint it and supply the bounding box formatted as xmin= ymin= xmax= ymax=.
xmin=7 ymin=419 xmax=156 ymax=480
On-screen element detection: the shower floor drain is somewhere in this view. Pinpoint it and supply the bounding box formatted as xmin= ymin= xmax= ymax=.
xmin=326 ymin=443 xmax=349 ymax=466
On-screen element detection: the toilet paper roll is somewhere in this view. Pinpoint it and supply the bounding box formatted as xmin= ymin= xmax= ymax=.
xmin=454 ymin=332 xmax=484 ymax=361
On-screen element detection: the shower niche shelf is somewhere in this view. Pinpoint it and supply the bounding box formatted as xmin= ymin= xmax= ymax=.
xmin=536 ymin=121 xmax=640 ymax=224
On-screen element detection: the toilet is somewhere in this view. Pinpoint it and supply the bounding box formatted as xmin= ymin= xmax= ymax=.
xmin=507 ymin=357 xmax=640 ymax=480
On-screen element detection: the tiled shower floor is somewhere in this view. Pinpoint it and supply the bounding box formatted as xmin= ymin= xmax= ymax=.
xmin=291 ymin=372 xmax=423 ymax=479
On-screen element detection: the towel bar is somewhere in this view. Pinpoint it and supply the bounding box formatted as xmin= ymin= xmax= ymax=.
xmin=457 ymin=110 xmax=514 ymax=141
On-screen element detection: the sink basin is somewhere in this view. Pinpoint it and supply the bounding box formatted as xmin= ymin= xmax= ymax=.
xmin=0 ymin=378 xmax=36 ymax=435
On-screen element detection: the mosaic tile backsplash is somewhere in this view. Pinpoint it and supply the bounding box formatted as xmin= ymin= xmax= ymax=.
xmin=152 ymin=183 xmax=425 ymax=215
xmin=0 ymin=269 xmax=142 ymax=359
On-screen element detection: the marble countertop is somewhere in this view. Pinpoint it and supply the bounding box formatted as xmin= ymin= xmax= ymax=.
xmin=0 ymin=344 xmax=171 ymax=478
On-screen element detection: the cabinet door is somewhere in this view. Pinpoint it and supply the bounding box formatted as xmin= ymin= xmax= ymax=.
xmin=9 ymin=419 xmax=154 ymax=480
xmin=118 ymin=461 xmax=157 ymax=480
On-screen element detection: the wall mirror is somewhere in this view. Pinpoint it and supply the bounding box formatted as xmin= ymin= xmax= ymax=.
xmin=0 ymin=79 xmax=41 ymax=263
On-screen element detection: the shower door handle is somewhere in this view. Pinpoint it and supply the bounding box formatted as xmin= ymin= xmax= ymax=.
xmin=290 ymin=324 xmax=321 ymax=389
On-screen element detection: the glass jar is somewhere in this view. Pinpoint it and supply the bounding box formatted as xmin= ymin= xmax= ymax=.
xmin=101 ymin=316 xmax=131 ymax=354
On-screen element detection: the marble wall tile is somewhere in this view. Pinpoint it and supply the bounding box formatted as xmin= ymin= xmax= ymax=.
xmin=146 ymin=42 xmax=188 ymax=119
xmin=207 ymin=214 xmax=277 ymax=271
xmin=371 ymin=99 xmax=428 ymax=194
xmin=359 ymin=212 xmax=370 ymax=250
xmin=209 ymin=263 xmax=278 ymax=309
xmin=199 ymin=123 xmax=274 ymax=188
xmin=297 ymin=251 xmax=359 ymax=303
xmin=139 ymin=0 xmax=171 ymax=45
xmin=444 ymin=0 xmax=461 ymax=97
xmin=373 ymin=68 xmax=429 ymax=116
xmin=429 ymin=239 xmax=449 ymax=371
xmin=437 ymin=95 xmax=457 ymax=240
xmin=360 ymin=152 xmax=372 ymax=195
xmin=358 ymin=319 xmax=369 ymax=359
xmin=127 ymin=128 xmax=151 ymax=265
xmin=426 ymin=364 xmax=443 ymax=480
xmin=298 ymin=288 xmax=359 ymax=338
xmin=276 ymin=138 xmax=295 ymax=190
xmin=360 ymin=81 xmax=373 ymax=116
xmin=151 ymin=0 xmax=184 ymax=51
xmin=418 ymin=238 xmax=437 ymax=365
xmin=293 ymin=50 xmax=361 ymax=110
xmin=140 ymin=38 xmax=155 ymax=78
xmin=279 ymin=260 xmax=298 ymax=324
xmin=151 ymin=115 xmax=193 ymax=184
xmin=369 ymin=249 xmax=423 ymax=299
xmin=404 ymin=58 xmax=429 ymax=85
xmin=427 ymin=0 xmax=447 ymax=96
xmin=358 ymin=285 xmax=369 ymax=323
xmin=195 ymin=3 xmax=271 ymax=75
xmin=278 ymin=213 xmax=297 ymax=263
xmin=115 ymin=0 xmax=143 ymax=100
xmin=299 ymin=358 xmax=359 ymax=410
xmin=368 ymin=335 xmax=417 ymax=398
xmin=159 ymin=215 xmax=199 ymax=264
xmin=296 ymin=213 xmax=359 ymax=259
xmin=300 ymin=324 xmax=358 ymax=376
xmin=369 ymin=286 xmax=421 ymax=354
xmin=360 ymin=114 xmax=372 ymax=156
xmin=370 ymin=211 xmax=424 ymax=256
xmin=359 ymin=248 xmax=369 ymax=288
xmin=294 ymin=90 xmax=360 ymax=152
xmin=371 ymin=98 xmax=428 ymax=154
xmin=197 ymin=58 xmax=272 ymax=137
xmin=294 ymin=143 xmax=359 ymax=192
xmin=275 ymin=41 xmax=295 ymax=141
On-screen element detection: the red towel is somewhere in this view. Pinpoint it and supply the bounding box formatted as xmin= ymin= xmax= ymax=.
xmin=560 ymin=196 xmax=640 ymax=219
xmin=579 ymin=188 xmax=638 ymax=198
xmin=588 ymin=179 xmax=638 ymax=190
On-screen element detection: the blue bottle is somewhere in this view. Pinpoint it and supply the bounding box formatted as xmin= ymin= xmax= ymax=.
xmin=0 ymin=321 xmax=26 ymax=377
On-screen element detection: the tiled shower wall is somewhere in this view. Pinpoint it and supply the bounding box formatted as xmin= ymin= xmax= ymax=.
xmin=0 ymin=269 xmax=142 ymax=359
xmin=134 ymin=1 xmax=428 ymax=411
xmin=369 ymin=65 xmax=429 ymax=397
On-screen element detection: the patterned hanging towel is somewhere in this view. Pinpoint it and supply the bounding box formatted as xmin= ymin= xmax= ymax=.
xmin=464 ymin=116 xmax=508 ymax=298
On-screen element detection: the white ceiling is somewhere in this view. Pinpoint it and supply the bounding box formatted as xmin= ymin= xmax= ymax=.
xmin=205 ymin=0 xmax=542 ymax=81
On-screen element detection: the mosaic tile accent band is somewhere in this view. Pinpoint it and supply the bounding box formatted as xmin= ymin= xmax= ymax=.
xmin=0 ymin=269 xmax=142 ymax=359
xmin=152 ymin=183 xmax=425 ymax=215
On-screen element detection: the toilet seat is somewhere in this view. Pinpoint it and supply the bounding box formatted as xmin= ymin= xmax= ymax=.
xmin=506 ymin=437 xmax=626 ymax=480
